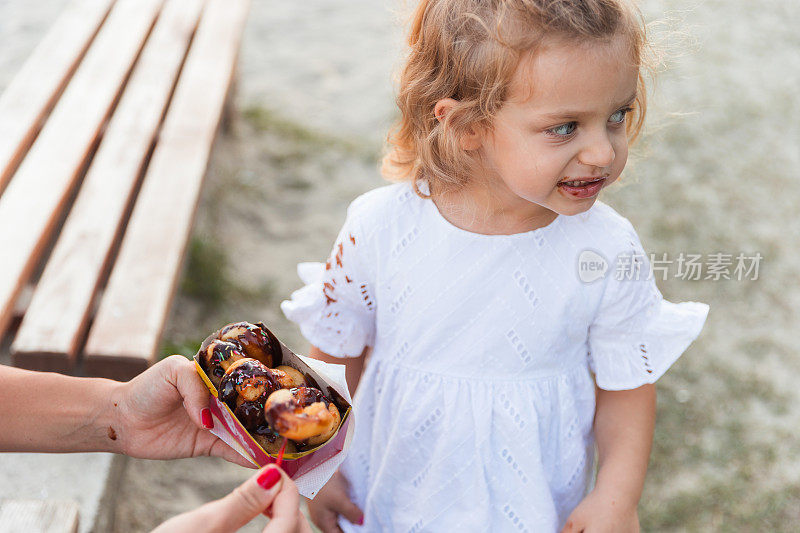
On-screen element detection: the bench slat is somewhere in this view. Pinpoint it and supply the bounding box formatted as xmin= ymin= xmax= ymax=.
xmin=0 ymin=0 xmax=164 ymax=342
xmin=0 ymin=0 xmax=115 ymax=198
xmin=83 ymin=0 xmax=250 ymax=380
xmin=11 ymin=0 xmax=205 ymax=373
xmin=0 ymin=500 xmax=79 ymax=533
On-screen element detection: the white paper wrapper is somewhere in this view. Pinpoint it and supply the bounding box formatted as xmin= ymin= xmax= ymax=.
xmin=292 ymin=356 xmax=355 ymax=497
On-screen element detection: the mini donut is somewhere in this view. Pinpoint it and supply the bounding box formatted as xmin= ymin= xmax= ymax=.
xmin=265 ymin=387 xmax=341 ymax=445
xmin=218 ymin=321 xmax=282 ymax=368
xmin=252 ymin=425 xmax=298 ymax=455
xmin=275 ymin=365 xmax=306 ymax=388
xmin=219 ymin=358 xmax=283 ymax=430
xmin=201 ymin=339 xmax=247 ymax=389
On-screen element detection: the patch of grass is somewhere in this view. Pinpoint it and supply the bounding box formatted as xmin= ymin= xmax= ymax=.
xmin=181 ymin=236 xmax=231 ymax=307
xmin=279 ymin=175 xmax=313 ymax=191
xmin=269 ymin=149 xmax=312 ymax=168
xmin=642 ymin=359 xmax=796 ymax=529
xmin=642 ymin=482 xmax=800 ymax=531
xmin=738 ymin=336 xmax=790 ymax=361
xmin=242 ymin=105 xmax=380 ymax=161
xmin=160 ymin=339 xmax=205 ymax=360
xmin=179 ymin=236 xmax=281 ymax=314
xmin=226 ymin=277 xmax=278 ymax=305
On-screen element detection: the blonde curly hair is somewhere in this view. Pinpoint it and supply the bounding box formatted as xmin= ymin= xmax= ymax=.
xmin=382 ymin=0 xmax=654 ymax=197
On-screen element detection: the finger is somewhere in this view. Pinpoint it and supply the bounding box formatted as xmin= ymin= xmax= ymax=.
xmin=314 ymin=510 xmax=344 ymax=533
xmin=318 ymin=519 xmax=344 ymax=533
xmin=331 ymin=493 xmax=363 ymax=526
xmin=262 ymin=471 xmax=302 ymax=532
xmin=298 ymin=511 xmax=314 ymax=533
xmin=164 ymin=354 xmax=213 ymax=430
xmin=206 ymin=465 xmax=284 ymax=531
xmin=205 ymin=435 xmax=259 ymax=468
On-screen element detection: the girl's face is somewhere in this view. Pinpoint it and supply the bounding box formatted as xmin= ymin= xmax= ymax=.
xmin=476 ymin=34 xmax=639 ymax=219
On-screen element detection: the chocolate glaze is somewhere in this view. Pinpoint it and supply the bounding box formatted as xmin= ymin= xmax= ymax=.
xmin=303 ymin=373 xmax=347 ymax=412
xmin=326 ymin=386 xmax=348 ymax=413
xmin=218 ymin=321 xmax=282 ymax=367
xmin=234 ymin=399 xmax=266 ymax=431
xmin=265 ymin=396 xmax=298 ymax=432
xmin=203 ymin=340 xmax=245 ymax=376
xmin=293 ymin=386 xmax=329 ymax=407
xmin=303 ymin=373 xmax=321 ymax=391
xmin=264 ymin=386 xmax=335 ymax=432
xmin=256 ymin=321 xmax=284 ymax=367
xmin=219 ymin=359 xmax=281 ymax=408
xmin=254 ymin=423 xmax=279 ymax=443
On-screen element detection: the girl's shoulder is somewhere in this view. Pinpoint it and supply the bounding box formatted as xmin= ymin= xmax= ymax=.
xmin=566 ymin=200 xmax=644 ymax=256
xmin=584 ymin=200 xmax=636 ymax=232
xmin=347 ymin=182 xmax=424 ymax=226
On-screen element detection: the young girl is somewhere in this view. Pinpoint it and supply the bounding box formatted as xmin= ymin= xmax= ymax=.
xmin=282 ymin=0 xmax=708 ymax=531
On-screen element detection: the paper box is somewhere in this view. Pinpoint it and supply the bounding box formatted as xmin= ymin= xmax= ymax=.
xmin=193 ymin=322 xmax=353 ymax=497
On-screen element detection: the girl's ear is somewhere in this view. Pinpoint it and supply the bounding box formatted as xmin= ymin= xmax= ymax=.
xmin=460 ymin=124 xmax=483 ymax=151
xmin=433 ymin=97 xmax=456 ymax=123
xmin=434 ymin=98 xmax=483 ymax=151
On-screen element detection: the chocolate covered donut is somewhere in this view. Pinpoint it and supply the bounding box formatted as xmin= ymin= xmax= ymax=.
xmin=265 ymin=387 xmax=341 ymax=445
xmin=219 ymin=358 xmax=282 ymax=431
xmin=275 ymin=365 xmax=306 ymax=388
xmin=218 ymin=321 xmax=282 ymax=368
xmin=252 ymin=424 xmax=298 ymax=455
xmin=201 ymin=339 xmax=247 ymax=389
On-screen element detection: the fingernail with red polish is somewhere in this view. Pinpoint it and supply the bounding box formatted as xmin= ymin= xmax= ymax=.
xmin=358 ymin=515 xmax=364 ymax=525
xmin=201 ymin=408 xmax=213 ymax=429
xmin=257 ymin=467 xmax=281 ymax=490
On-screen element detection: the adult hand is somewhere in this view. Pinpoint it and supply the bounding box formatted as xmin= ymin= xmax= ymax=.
xmin=152 ymin=465 xmax=312 ymax=533
xmin=111 ymin=354 xmax=252 ymax=467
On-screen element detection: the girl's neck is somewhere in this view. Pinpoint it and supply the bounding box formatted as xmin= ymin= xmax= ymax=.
xmin=430 ymin=180 xmax=559 ymax=236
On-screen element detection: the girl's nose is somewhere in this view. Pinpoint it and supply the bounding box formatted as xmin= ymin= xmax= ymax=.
xmin=578 ymin=131 xmax=615 ymax=168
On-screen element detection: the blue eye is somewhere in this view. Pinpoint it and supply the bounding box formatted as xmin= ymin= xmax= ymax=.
xmin=547 ymin=122 xmax=576 ymax=137
xmin=610 ymin=107 xmax=633 ymax=124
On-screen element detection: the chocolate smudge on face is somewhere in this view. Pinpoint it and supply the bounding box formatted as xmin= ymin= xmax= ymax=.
xmin=108 ymin=427 xmax=117 ymax=440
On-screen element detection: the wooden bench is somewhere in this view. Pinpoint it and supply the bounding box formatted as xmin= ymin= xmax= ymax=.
xmin=0 ymin=500 xmax=79 ymax=533
xmin=0 ymin=0 xmax=250 ymax=380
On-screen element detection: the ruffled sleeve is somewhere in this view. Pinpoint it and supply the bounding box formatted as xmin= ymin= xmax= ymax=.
xmin=587 ymin=225 xmax=709 ymax=391
xmin=280 ymin=200 xmax=377 ymax=357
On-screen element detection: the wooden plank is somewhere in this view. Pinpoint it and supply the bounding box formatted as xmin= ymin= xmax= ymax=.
xmin=0 ymin=499 xmax=79 ymax=533
xmin=83 ymin=0 xmax=251 ymax=379
xmin=0 ymin=0 xmax=165 ymax=343
xmin=11 ymin=0 xmax=205 ymax=373
xmin=0 ymin=0 xmax=116 ymax=198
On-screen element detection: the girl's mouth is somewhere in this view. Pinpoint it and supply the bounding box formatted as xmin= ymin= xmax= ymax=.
xmin=557 ymin=177 xmax=607 ymax=199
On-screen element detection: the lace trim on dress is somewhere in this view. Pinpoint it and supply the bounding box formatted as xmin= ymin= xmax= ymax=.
xmin=589 ymin=299 xmax=709 ymax=390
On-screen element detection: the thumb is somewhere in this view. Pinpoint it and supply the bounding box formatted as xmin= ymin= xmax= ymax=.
xmin=207 ymin=465 xmax=285 ymax=531
xmin=164 ymin=354 xmax=214 ymax=430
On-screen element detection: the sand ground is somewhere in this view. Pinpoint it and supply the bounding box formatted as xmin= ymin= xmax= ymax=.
xmin=2 ymin=0 xmax=799 ymax=530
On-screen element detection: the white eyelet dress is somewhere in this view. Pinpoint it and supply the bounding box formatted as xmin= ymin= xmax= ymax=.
xmin=281 ymin=183 xmax=709 ymax=533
